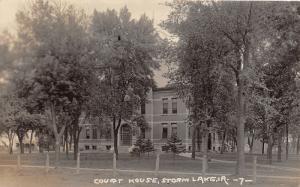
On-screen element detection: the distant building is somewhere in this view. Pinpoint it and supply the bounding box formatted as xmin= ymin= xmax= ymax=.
xmin=78 ymin=87 xmax=221 ymax=152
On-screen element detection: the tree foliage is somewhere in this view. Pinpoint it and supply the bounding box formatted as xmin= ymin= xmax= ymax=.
xmin=161 ymin=0 xmax=300 ymax=174
xmin=88 ymin=6 xmax=160 ymax=159
xmin=164 ymin=134 xmax=186 ymax=159
xmin=14 ymin=0 xmax=96 ymax=162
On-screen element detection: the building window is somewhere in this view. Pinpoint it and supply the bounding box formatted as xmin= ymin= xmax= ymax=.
xmin=162 ymin=123 xmax=168 ymax=139
xmin=140 ymin=128 xmax=146 ymax=139
xmin=162 ymin=98 xmax=168 ymax=114
xmin=86 ymin=127 xmax=90 ymax=139
xmin=171 ymin=98 xmax=177 ymax=114
xmin=100 ymin=124 xmax=112 ymax=140
xmin=171 ymin=123 xmax=177 ymax=136
xmin=85 ymin=145 xmax=90 ymax=150
xmin=92 ymin=127 xmax=97 ymax=139
xmin=92 ymin=145 xmax=97 ymax=150
xmin=141 ymin=100 xmax=146 ymax=114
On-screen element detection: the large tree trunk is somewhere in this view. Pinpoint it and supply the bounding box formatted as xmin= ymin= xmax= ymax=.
xmin=72 ymin=112 xmax=82 ymax=160
xmin=285 ymin=123 xmax=288 ymax=160
xmin=38 ymin=134 xmax=43 ymax=153
xmin=291 ymin=135 xmax=296 ymax=153
xmin=250 ymin=134 xmax=254 ymax=153
xmin=236 ymin=81 xmax=246 ymax=176
xmin=247 ymin=133 xmax=254 ymax=154
xmin=20 ymin=140 xmax=24 ymax=154
xmin=55 ymin=140 xmax=60 ymax=165
xmin=202 ymin=128 xmax=208 ymax=170
xmin=191 ymin=124 xmax=196 ymax=160
xmin=73 ymin=138 xmax=78 ymax=160
xmin=267 ymin=135 xmax=273 ymax=165
xmin=277 ymin=131 xmax=282 ymax=162
xmin=50 ymin=103 xmax=66 ymax=167
xmin=7 ymin=130 xmax=14 ymax=154
xmin=297 ymin=134 xmax=300 ymax=155
xmin=113 ymin=129 xmax=119 ymax=160
xmin=9 ymin=144 xmax=13 ymax=154
xmin=17 ymin=133 xmax=25 ymax=154
xmin=72 ymin=122 xmax=81 ymax=160
xmin=112 ymin=116 xmax=121 ymax=160
xmin=62 ymin=135 xmax=65 ymax=152
xmin=72 ymin=127 xmax=81 ymax=160
xmin=29 ymin=130 xmax=34 ymax=154
xmin=235 ymin=35 xmax=252 ymax=176
xmin=262 ymin=138 xmax=265 ymax=155
xmin=64 ymin=127 xmax=69 ymax=158
xmin=47 ymin=134 xmax=50 ymax=152
xmin=196 ymin=125 xmax=202 ymax=152
xmin=220 ymin=129 xmax=226 ymax=154
xmin=114 ymin=117 xmax=122 ymax=160
xmin=69 ymin=129 xmax=72 ymax=151
xmin=53 ymin=137 xmax=64 ymax=167
xmin=233 ymin=136 xmax=237 ymax=151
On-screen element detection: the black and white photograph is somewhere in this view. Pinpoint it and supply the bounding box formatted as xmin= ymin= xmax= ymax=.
xmin=0 ymin=0 xmax=300 ymax=186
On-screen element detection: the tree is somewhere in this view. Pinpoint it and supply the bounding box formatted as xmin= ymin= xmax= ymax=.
xmin=290 ymin=82 xmax=300 ymax=155
xmin=0 ymin=86 xmax=45 ymax=154
xmin=0 ymin=94 xmax=21 ymax=154
xmin=164 ymin=134 xmax=186 ymax=159
xmin=161 ymin=1 xmax=235 ymax=161
xmin=260 ymin=3 xmax=300 ymax=162
xmin=131 ymin=137 xmax=154 ymax=157
xmin=144 ymin=139 xmax=155 ymax=157
xmin=15 ymin=110 xmax=35 ymax=154
xmin=89 ymin=7 xmax=160 ymax=159
xmin=0 ymin=32 xmax=15 ymax=153
xmin=0 ymin=92 xmax=34 ymax=154
xmin=15 ymin=0 xmax=95 ymax=164
xmin=134 ymin=136 xmax=146 ymax=153
xmin=162 ymin=1 xmax=300 ymax=175
xmin=0 ymin=31 xmax=14 ymax=85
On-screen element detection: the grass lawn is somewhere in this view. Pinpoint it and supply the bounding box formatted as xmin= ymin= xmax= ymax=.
xmin=0 ymin=152 xmax=299 ymax=179
xmin=196 ymin=152 xmax=300 ymax=168
xmin=0 ymin=166 xmax=299 ymax=187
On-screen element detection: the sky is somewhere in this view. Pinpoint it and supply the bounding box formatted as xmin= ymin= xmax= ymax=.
xmin=0 ymin=0 xmax=171 ymax=87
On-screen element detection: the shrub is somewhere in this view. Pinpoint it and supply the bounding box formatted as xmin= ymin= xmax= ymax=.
xmin=130 ymin=136 xmax=155 ymax=157
xmin=164 ymin=134 xmax=186 ymax=159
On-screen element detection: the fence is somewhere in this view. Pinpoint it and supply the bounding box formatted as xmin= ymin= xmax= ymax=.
xmin=10 ymin=152 xmax=260 ymax=182
xmin=3 ymin=152 xmax=300 ymax=183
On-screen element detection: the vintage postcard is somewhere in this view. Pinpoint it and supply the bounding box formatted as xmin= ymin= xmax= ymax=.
xmin=0 ymin=0 xmax=300 ymax=186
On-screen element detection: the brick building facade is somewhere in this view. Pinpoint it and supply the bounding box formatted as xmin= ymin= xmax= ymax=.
xmin=79 ymin=87 xmax=221 ymax=152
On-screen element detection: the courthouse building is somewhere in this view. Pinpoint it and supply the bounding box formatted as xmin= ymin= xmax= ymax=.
xmin=79 ymin=87 xmax=221 ymax=152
